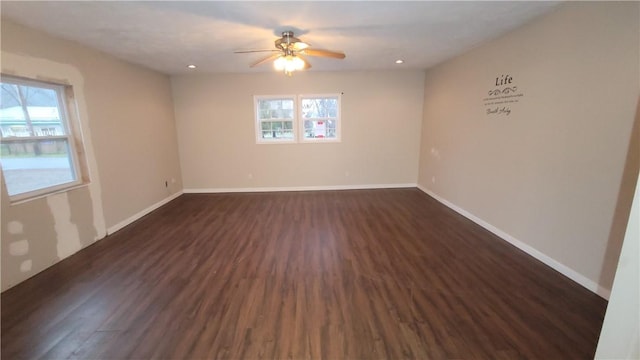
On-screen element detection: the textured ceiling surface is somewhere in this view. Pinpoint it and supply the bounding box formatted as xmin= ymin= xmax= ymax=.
xmin=1 ymin=1 xmax=560 ymax=75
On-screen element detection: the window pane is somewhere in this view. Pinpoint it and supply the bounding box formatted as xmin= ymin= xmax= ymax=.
xmin=260 ymin=120 xmax=294 ymax=140
xmin=303 ymin=120 xmax=336 ymax=139
xmin=0 ymin=83 xmax=64 ymax=138
xmin=258 ymin=99 xmax=294 ymax=120
xmin=0 ymin=77 xmax=85 ymax=200
xmin=302 ymin=98 xmax=337 ymax=118
xmin=0 ymin=139 xmax=76 ymax=196
xmin=255 ymin=96 xmax=297 ymax=143
xmin=281 ymin=100 xmax=293 ymax=110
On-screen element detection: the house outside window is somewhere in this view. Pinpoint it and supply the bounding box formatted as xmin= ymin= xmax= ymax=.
xmin=300 ymin=94 xmax=341 ymax=142
xmin=254 ymin=94 xmax=341 ymax=144
xmin=0 ymin=75 xmax=85 ymax=202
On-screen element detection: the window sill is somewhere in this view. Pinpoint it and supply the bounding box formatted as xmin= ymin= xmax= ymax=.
xmin=301 ymin=138 xmax=342 ymax=143
xmin=9 ymin=181 xmax=91 ymax=206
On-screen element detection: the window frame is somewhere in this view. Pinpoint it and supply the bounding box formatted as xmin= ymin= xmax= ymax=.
xmin=1 ymin=75 xmax=85 ymax=203
xmin=254 ymin=95 xmax=298 ymax=144
xmin=299 ymin=93 xmax=341 ymax=143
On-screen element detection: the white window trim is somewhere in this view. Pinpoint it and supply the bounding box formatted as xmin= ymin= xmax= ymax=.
xmin=254 ymin=95 xmax=298 ymax=144
xmin=1 ymin=76 xmax=84 ymax=203
xmin=299 ymin=93 xmax=341 ymax=143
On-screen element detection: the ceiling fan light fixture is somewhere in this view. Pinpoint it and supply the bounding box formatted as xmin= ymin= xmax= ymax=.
xmin=274 ymin=55 xmax=305 ymax=75
xmin=274 ymin=56 xmax=286 ymax=71
xmin=292 ymin=56 xmax=305 ymax=70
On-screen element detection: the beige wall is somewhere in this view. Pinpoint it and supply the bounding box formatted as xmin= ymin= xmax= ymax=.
xmin=417 ymin=2 xmax=639 ymax=296
xmin=1 ymin=20 xmax=183 ymax=290
xmin=172 ymin=71 xmax=424 ymax=190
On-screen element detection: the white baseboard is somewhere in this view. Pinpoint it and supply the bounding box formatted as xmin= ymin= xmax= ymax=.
xmin=416 ymin=185 xmax=610 ymax=300
xmin=107 ymin=191 xmax=183 ymax=235
xmin=183 ymin=183 xmax=417 ymax=194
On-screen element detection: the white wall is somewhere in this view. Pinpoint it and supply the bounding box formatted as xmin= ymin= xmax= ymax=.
xmin=595 ymin=100 xmax=640 ymax=359
xmin=172 ymin=71 xmax=424 ymax=191
xmin=417 ymin=2 xmax=639 ymax=296
xmin=1 ymin=20 xmax=183 ymax=290
xmin=595 ymin=180 xmax=639 ymax=358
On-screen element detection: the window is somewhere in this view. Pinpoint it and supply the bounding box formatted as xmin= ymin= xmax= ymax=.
xmin=300 ymin=94 xmax=341 ymax=142
xmin=254 ymin=94 xmax=341 ymax=144
xmin=254 ymin=95 xmax=296 ymax=143
xmin=0 ymin=75 xmax=85 ymax=202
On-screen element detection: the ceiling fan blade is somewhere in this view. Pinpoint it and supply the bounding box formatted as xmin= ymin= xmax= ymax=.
xmin=293 ymin=42 xmax=310 ymax=51
xmin=297 ymin=54 xmax=312 ymax=70
xmin=250 ymin=53 xmax=281 ymax=68
xmin=234 ymin=49 xmax=280 ymax=54
xmin=301 ymin=49 xmax=346 ymax=59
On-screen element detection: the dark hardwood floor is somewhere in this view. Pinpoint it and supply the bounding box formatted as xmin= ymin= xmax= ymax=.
xmin=2 ymin=189 xmax=607 ymax=359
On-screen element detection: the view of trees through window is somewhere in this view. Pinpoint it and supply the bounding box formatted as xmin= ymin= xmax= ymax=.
xmin=256 ymin=97 xmax=295 ymax=141
xmin=301 ymin=97 xmax=338 ymax=139
xmin=254 ymin=94 xmax=341 ymax=143
xmin=0 ymin=78 xmax=79 ymax=199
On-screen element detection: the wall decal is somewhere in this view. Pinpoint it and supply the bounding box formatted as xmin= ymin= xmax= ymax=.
xmin=483 ymin=74 xmax=524 ymax=116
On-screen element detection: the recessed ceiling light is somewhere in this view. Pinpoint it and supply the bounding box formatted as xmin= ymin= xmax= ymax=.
xmin=395 ymin=59 xmax=404 ymax=64
xmin=187 ymin=64 xmax=197 ymax=69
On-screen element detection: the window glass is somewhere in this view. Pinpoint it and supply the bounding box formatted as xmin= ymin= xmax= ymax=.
xmin=254 ymin=94 xmax=341 ymax=143
xmin=0 ymin=77 xmax=83 ymax=201
xmin=255 ymin=96 xmax=296 ymax=143
xmin=300 ymin=95 xmax=340 ymax=141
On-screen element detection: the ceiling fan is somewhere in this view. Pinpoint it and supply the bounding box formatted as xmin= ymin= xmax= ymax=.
xmin=234 ymin=31 xmax=346 ymax=75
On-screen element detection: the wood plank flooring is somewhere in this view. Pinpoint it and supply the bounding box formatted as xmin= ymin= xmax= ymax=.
xmin=2 ymin=189 xmax=607 ymax=359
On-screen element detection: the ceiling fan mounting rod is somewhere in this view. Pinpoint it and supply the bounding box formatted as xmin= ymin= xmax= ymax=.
xmin=275 ymin=31 xmax=303 ymax=51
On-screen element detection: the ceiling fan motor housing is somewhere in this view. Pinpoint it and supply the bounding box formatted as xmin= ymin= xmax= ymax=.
xmin=275 ymin=31 xmax=303 ymax=51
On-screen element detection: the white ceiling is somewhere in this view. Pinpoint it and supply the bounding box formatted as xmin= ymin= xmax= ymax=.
xmin=1 ymin=1 xmax=560 ymax=75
